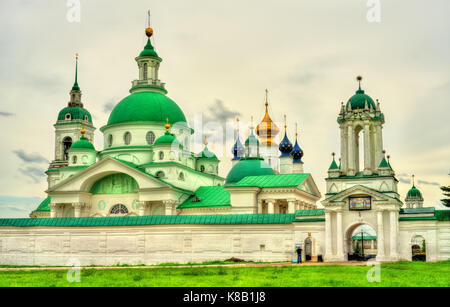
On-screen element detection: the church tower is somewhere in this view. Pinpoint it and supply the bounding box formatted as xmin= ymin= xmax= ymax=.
xmin=49 ymin=55 xmax=95 ymax=171
xmin=405 ymin=175 xmax=424 ymax=208
xmin=256 ymin=90 xmax=280 ymax=171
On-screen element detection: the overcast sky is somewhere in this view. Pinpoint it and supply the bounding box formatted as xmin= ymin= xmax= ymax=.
xmin=0 ymin=0 xmax=449 ymax=218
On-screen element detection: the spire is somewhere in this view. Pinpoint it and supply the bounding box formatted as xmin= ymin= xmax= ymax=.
xmin=328 ymin=152 xmax=339 ymax=170
xmin=140 ymin=11 xmax=159 ymax=58
xmin=256 ymin=89 xmax=280 ymax=146
xmin=72 ymin=53 xmax=80 ymax=91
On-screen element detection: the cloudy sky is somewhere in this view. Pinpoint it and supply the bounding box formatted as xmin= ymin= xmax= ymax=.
xmin=0 ymin=0 xmax=449 ymax=218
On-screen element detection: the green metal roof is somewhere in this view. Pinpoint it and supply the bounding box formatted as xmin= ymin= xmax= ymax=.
xmin=225 ymin=157 xmax=275 ymax=185
xmin=107 ymin=92 xmax=187 ymax=126
xmin=69 ymin=135 xmax=95 ymax=151
xmin=57 ymin=106 xmax=92 ymax=123
xmin=153 ymin=131 xmax=183 ymax=149
xmin=346 ymin=87 xmax=376 ymax=110
xmin=234 ymin=173 xmax=309 ymax=188
xmin=139 ymin=39 xmax=159 ymax=58
xmin=378 ymin=157 xmax=390 ymax=168
xmin=328 ymin=158 xmax=339 ymax=170
xmin=295 ymin=209 xmax=324 ymax=216
xmin=399 ymin=207 xmax=434 ymax=215
xmin=0 ymin=214 xmax=297 ymax=228
xmin=406 ymin=185 xmax=423 ymax=199
xmin=178 ymin=186 xmax=230 ymax=209
xmin=196 ymin=146 xmax=219 ymax=161
xmin=32 ymin=197 xmax=51 ymax=213
xmin=435 ymin=210 xmax=450 ymax=221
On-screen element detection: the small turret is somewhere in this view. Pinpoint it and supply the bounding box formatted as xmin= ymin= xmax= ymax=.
xmin=405 ymin=175 xmax=424 ymax=208
xmin=328 ymin=152 xmax=340 ymax=178
xmin=245 ymin=117 xmax=260 ymax=158
xmin=279 ymin=116 xmax=293 ymax=174
xmin=291 ymin=123 xmax=304 ymax=173
xmin=68 ymin=128 xmax=97 ymax=167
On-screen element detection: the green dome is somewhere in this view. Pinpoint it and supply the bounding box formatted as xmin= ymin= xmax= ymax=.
xmin=58 ymin=106 xmax=92 ymax=123
xmin=153 ymin=131 xmax=183 ymax=148
xmin=225 ymin=157 xmax=275 ymax=185
xmin=346 ymin=88 xmax=376 ymax=110
xmin=107 ymin=92 xmax=187 ymax=126
xmin=197 ymin=147 xmax=219 ymax=161
xmin=407 ymin=185 xmax=423 ymax=199
xmin=69 ymin=136 xmax=95 ymax=151
xmin=139 ymin=40 xmax=159 ymax=58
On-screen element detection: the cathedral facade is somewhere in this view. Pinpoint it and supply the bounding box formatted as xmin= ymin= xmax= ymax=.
xmin=0 ymin=25 xmax=448 ymax=266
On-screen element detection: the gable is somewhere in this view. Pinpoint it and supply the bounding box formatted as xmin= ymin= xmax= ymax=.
xmin=324 ymin=185 xmax=397 ymax=203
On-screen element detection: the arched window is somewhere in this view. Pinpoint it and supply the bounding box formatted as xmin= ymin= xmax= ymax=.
xmin=110 ymin=204 xmax=128 ymax=215
xmin=179 ymin=172 xmax=185 ymax=181
xmin=63 ymin=137 xmax=72 ymax=161
xmin=200 ymin=165 xmax=205 ymax=173
xmin=72 ymin=155 xmax=77 ymax=164
xmin=108 ymin=134 xmax=113 ymax=147
xmin=156 ymin=171 xmax=165 ymax=179
xmin=143 ymin=63 xmax=148 ymax=80
xmin=84 ymin=115 xmax=89 ymax=121
xmin=65 ymin=113 xmax=72 ymax=120
xmin=124 ymin=132 xmax=132 ymax=145
xmin=159 ymin=151 xmax=164 ymax=160
xmin=146 ymin=131 xmax=155 ymax=145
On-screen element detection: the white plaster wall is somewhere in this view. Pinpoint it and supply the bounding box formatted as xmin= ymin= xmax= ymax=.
xmin=0 ymin=225 xmax=297 ymax=266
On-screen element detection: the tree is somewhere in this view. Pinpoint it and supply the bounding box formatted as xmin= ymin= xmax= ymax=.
xmin=441 ymin=174 xmax=450 ymax=208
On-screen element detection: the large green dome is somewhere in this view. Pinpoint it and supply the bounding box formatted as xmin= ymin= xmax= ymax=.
xmin=58 ymin=106 xmax=92 ymax=123
xmin=107 ymin=92 xmax=187 ymax=126
xmin=346 ymin=88 xmax=376 ymax=110
xmin=226 ymin=157 xmax=275 ymax=185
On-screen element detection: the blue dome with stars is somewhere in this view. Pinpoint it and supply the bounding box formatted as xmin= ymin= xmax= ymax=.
xmin=291 ymin=140 xmax=303 ymax=163
xmin=232 ymin=136 xmax=245 ymax=160
xmin=279 ymin=132 xmax=293 ymax=157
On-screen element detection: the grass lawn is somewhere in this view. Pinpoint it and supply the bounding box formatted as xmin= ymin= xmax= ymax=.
xmin=0 ymin=261 xmax=448 ymax=287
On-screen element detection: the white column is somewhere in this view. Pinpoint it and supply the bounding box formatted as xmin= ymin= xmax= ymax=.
xmin=347 ymin=125 xmax=355 ymax=175
xmin=336 ymin=210 xmax=344 ymax=258
xmin=340 ymin=125 xmax=347 ymax=173
xmin=257 ymin=200 xmax=263 ymax=214
xmin=73 ymin=203 xmax=82 ymax=218
xmin=325 ymin=210 xmax=332 ymax=258
xmin=377 ymin=210 xmax=385 ymax=260
xmin=164 ymin=200 xmax=176 ymax=216
xmin=363 ymin=123 xmax=372 ymax=174
xmin=267 ymin=199 xmax=275 ymax=214
xmin=287 ymin=199 xmax=296 ymax=214
xmin=390 ymin=210 xmax=398 ymax=260
xmin=50 ymin=203 xmax=57 ymax=218
xmin=375 ymin=124 xmax=383 ymax=167
xmin=137 ymin=201 xmax=146 ymax=216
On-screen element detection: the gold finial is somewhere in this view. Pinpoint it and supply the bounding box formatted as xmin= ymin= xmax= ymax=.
xmin=80 ymin=128 xmax=86 ymax=136
xmin=357 ymin=75 xmax=363 ymax=88
xmin=75 ymin=53 xmax=79 ymax=60
xmin=295 ymin=122 xmax=299 ymax=138
xmin=387 ymin=154 xmax=391 ymax=163
xmin=382 ymin=149 xmax=386 ymax=155
xmin=412 ymin=174 xmax=415 ymax=186
xmin=145 ymin=10 xmax=153 ymax=39
xmin=265 ymin=89 xmax=269 ymax=108
xmin=332 ymin=152 xmax=335 ymax=158
xmin=250 ymin=116 xmax=254 ymax=130
xmin=284 ymin=115 xmax=287 ymax=130
xmin=164 ymin=118 xmax=170 ymax=131
xmin=203 ymin=136 xmax=208 ymax=146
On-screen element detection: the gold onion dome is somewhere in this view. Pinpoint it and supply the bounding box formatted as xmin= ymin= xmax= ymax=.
xmin=256 ymin=90 xmax=280 ymax=146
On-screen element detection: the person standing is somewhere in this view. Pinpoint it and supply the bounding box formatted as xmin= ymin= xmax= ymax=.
xmin=296 ymin=245 xmax=303 ymax=264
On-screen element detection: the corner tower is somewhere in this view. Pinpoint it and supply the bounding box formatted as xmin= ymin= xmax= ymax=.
xmin=50 ymin=54 xmax=95 ymax=170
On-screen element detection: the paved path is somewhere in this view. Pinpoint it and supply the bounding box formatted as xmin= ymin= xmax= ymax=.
xmin=0 ymin=261 xmax=372 ymax=272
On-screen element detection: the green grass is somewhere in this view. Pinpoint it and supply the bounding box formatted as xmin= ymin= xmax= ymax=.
xmin=0 ymin=261 xmax=449 ymax=287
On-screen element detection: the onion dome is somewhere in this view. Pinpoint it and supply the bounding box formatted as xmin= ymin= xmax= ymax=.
xmin=69 ymin=129 xmax=95 ymax=151
xmin=291 ymin=126 xmax=303 ymax=163
xmin=232 ymin=136 xmax=245 ymax=160
xmin=346 ymin=76 xmax=376 ymax=110
xmin=107 ymin=92 xmax=187 ymax=126
xmin=245 ymin=130 xmax=260 ymax=146
xmin=225 ymin=157 xmax=275 ymax=185
xmin=406 ymin=175 xmax=424 ymax=201
xmin=279 ymin=118 xmax=293 ymax=157
xmin=197 ymin=138 xmax=219 ymax=161
xmin=256 ymin=90 xmax=280 ymax=146
xmin=153 ymin=120 xmax=183 ymax=149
